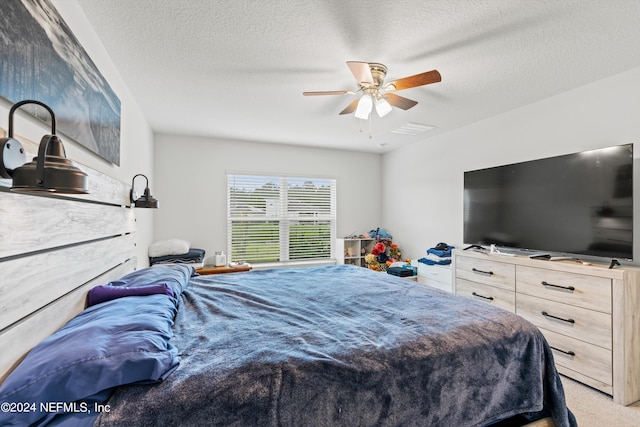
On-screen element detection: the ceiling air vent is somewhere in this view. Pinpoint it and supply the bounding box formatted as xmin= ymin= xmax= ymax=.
xmin=390 ymin=122 xmax=436 ymax=135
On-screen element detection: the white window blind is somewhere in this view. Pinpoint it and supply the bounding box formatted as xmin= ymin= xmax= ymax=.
xmin=227 ymin=174 xmax=336 ymax=264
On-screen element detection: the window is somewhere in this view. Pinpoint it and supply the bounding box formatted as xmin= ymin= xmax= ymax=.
xmin=227 ymin=173 xmax=336 ymax=264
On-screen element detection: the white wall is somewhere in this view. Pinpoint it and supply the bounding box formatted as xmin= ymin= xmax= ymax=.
xmin=12 ymin=1 xmax=638 ymax=268
xmin=0 ymin=1 xmax=155 ymax=267
xmin=153 ymin=134 xmax=382 ymax=265
xmin=383 ymin=66 xmax=640 ymax=265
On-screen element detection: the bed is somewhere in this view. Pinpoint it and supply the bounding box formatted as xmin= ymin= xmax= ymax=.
xmin=0 ymin=129 xmax=574 ymax=427
xmin=0 ymin=263 xmax=576 ymax=427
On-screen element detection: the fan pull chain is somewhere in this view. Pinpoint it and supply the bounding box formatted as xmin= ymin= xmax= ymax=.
xmin=357 ymin=116 xmax=373 ymax=138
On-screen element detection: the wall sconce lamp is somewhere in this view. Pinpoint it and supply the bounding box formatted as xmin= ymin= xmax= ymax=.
xmin=130 ymin=173 xmax=159 ymax=208
xmin=0 ymin=99 xmax=88 ymax=194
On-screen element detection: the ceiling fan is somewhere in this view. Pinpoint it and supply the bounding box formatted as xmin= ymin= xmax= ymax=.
xmin=303 ymin=61 xmax=441 ymax=119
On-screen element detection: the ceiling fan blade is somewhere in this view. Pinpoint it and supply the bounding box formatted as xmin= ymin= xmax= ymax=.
xmin=303 ymin=90 xmax=351 ymax=96
xmin=346 ymin=61 xmax=374 ymax=85
xmin=386 ymin=69 xmax=441 ymax=91
xmin=339 ymin=99 xmax=360 ymax=115
xmin=384 ymin=93 xmax=418 ymax=110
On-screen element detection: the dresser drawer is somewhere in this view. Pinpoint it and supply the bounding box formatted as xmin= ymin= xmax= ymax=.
xmin=542 ymin=329 xmax=612 ymax=386
xmin=516 ymin=293 xmax=612 ymax=349
xmin=418 ymin=276 xmax=453 ymax=292
xmin=456 ymin=256 xmax=515 ymax=291
xmin=456 ymin=278 xmax=516 ymax=312
xmin=418 ymin=264 xmax=452 ymax=284
xmin=517 ymin=265 xmax=612 ymax=313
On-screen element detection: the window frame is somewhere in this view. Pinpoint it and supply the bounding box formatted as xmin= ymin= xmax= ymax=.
xmin=226 ymin=172 xmax=337 ymax=266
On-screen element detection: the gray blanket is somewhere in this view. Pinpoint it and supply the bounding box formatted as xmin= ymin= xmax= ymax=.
xmin=95 ymin=265 xmax=575 ymax=427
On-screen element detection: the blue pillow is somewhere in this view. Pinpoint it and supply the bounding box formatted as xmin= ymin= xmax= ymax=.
xmin=0 ymin=265 xmax=192 ymax=427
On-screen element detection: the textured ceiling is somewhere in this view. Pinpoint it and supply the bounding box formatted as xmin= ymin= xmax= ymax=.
xmin=74 ymin=0 xmax=640 ymax=153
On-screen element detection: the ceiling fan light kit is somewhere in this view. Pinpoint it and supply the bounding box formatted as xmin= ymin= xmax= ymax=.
xmin=375 ymin=98 xmax=392 ymax=117
xmin=354 ymin=94 xmax=372 ymax=119
xmin=303 ymin=61 xmax=441 ymax=130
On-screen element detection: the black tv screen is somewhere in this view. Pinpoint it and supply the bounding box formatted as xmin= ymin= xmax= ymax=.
xmin=464 ymin=144 xmax=633 ymax=260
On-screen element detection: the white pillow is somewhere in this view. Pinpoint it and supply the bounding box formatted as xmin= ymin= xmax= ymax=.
xmin=148 ymin=239 xmax=190 ymax=257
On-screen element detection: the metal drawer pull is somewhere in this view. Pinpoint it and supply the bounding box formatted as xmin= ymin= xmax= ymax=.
xmin=550 ymin=346 xmax=576 ymax=357
xmin=472 ymin=268 xmax=494 ymax=276
xmin=472 ymin=292 xmax=494 ymax=301
xmin=541 ymin=281 xmax=575 ymax=291
xmin=541 ymin=311 xmax=575 ymax=324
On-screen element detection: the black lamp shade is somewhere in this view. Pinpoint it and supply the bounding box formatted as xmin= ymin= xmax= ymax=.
xmin=11 ymin=135 xmax=88 ymax=194
xmin=134 ymin=188 xmax=159 ymax=208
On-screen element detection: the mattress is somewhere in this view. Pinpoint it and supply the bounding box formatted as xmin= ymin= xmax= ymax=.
xmin=94 ymin=265 xmax=575 ymax=427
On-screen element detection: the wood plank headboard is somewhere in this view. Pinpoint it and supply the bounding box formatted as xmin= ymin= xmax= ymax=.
xmin=0 ymin=130 xmax=138 ymax=382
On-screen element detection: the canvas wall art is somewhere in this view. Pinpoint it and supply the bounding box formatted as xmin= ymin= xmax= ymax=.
xmin=0 ymin=0 xmax=121 ymax=165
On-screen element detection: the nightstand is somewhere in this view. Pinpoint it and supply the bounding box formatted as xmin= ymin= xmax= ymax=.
xmin=196 ymin=265 xmax=252 ymax=275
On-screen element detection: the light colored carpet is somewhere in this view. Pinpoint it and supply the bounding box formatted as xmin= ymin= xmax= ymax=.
xmin=561 ymin=376 xmax=640 ymax=426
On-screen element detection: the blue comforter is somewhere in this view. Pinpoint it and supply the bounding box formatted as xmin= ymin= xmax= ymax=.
xmin=95 ymin=265 xmax=575 ymax=427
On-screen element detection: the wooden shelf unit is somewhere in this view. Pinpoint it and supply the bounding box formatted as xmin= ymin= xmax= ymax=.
xmin=336 ymin=237 xmax=375 ymax=267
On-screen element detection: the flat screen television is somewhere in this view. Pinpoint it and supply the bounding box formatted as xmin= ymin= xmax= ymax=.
xmin=463 ymin=144 xmax=634 ymax=261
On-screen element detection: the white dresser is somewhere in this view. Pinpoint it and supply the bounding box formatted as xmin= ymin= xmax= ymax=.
xmin=453 ymin=249 xmax=640 ymax=405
